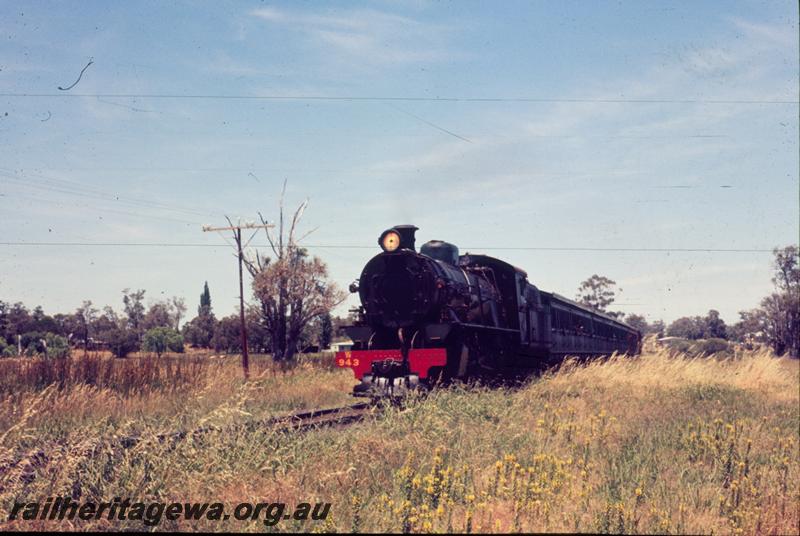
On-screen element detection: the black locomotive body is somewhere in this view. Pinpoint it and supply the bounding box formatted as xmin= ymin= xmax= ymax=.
xmin=335 ymin=225 xmax=641 ymax=396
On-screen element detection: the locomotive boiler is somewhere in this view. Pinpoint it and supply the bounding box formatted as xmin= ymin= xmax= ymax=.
xmin=336 ymin=225 xmax=641 ymax=397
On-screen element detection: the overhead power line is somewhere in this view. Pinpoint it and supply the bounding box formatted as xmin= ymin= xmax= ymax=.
xmin=0 ymin=92 xmax=796 ymax=105
xmin=0 ymin=242 xmax=776 ymax=253
xmin=0 ymin=168 xmax=220 ymax=219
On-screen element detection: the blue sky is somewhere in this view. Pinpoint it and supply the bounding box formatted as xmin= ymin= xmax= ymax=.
xmin=0 ymin=0 xmax=797 ymax=325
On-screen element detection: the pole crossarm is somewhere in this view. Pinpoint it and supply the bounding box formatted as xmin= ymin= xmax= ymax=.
xmin=201 ymin=219 xmax=274 ymax=380
xmin=202 ymin=223 xmax=274 ymax=232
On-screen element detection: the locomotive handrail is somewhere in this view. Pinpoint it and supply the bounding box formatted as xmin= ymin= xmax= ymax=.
xmin=457 ymin=322 xmax=520 ymax=333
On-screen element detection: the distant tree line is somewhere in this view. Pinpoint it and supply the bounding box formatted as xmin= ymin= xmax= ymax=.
xmin=0 ymin=278 xmax=338 ymax=359
xmin=576 ymin=245 xmax=799 ymax=358
xmin=0 ymin=289 xmax=187 ymax=359
xmin=664 ymin=246 xmax=798 ymax=358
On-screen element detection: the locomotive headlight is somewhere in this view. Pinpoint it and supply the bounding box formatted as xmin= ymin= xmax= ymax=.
xmin=380 ymin=230 xmax=401 ymax=252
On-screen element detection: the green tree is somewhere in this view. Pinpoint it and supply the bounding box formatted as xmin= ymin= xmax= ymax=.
xmin=319 ymin=312 xmax=333 ymax=349
xmin=667 ymin=316 xmax=705 ymax=340
xmin=142 ymin=301 xmax=174 ymax=331
xmin=576 ymin=275 xmax=621 ymax=317
xmin=122 ymin=288 xmax=146 ymax=338
xmin=0 ymin=336 xmax=14 ymax=357
xmin=75 ymin=300 xmax=98 ymax=356
xmin=92 ymin=306 xmax=120 ymax=346
xmin=2 ymin=302 xmax=31 ymax=345
xmin=650 ymin=319 xmax=666 ymax=337
xmin=246 ymin=305 xmax=271 ymax=353
xmin=764 ymin=245 xmax=799 ymax=357
xmin=30 ymin=306 xmax=59 ymax=333
xmin=106 ymin=327 xmax=139 ymax=358
xmin=20 ymin=331 xmax=47 ymax=356
xmin=182 ymin=282 xmax=217 ymax=348
xmin=142 ymin=327 xmax=184 ymax=357
xmin=208 ymin=313 xmax=269 ymax=354
xmin=211 ymin=315 xmax=242 ymax=354
xmin=44 ymin=333 xmax=70 ymax=359
xmin=624 ymin=314 xmax=649 ymax=333
xmin=703 ymin=309 xmax=727 ymax=339
xmin=171 ymin=296 xmax=187 ymax=330
xmin=730 ymin=245 xmax=799 ymax=357
xmin=246 ymin=194 xmax=345 ymax=361
xmin=200 ymin=281 xmax=212 ymax=314
xmin=183 ymin=314 xmax=216 ymax=348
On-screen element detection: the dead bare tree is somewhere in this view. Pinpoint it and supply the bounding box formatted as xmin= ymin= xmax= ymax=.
xmin=245 ymin=183 xmax=345 ymax=361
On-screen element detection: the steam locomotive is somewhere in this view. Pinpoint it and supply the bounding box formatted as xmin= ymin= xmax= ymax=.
xmin=335 ymin=225 xmax=641 ymax=397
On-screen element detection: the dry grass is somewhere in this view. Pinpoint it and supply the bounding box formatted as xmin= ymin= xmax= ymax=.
xmin=0 ymin=348 xmax=797 ymax=533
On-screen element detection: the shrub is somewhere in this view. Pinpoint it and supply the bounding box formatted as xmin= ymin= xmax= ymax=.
xmin=44 ymin=333 xmax=70 ymax=358
xmin=105 ymin=327 xmax=139 ymax=358
xmin=17 ymin=331 xmax=69 ymax=358
xmin=693 ymin=337 xmax=731 ymax=356
xmin=20 ymin=331 xmax=47 ymax=355
xmin=660 ymin=337 xmax=693 ymax=353
xmin=0 ymin=337 xmax=15 ymax=357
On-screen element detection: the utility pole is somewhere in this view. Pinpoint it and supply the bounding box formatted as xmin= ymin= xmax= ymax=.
xmin=203 ymin=219 xmax=273 ymax=380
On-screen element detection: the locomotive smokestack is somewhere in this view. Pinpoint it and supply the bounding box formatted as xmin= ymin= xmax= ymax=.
xmin=379 ymin=225 xmax=419 ymax=252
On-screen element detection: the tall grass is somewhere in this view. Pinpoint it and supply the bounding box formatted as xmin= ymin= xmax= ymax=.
xmin=0 ymin=353 xmax=207 ymax=394
xmin=0 ymin=348 xmax=797 ymax=533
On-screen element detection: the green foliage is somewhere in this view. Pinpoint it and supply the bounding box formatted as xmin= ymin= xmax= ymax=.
xmin=208 ymin=313 xmax=269 ymax=354
xmin=122 ymin=288 xmax=146 ymax=334
xmin=142 ymin=327 xmax=184 ymax=357
xmin=731 ymin=245 xmax=799 ymax=357
xmin=246 ymin=310 xmax=271 ymax=353
xmin=660 ymin=337 xmax=694 ymax=354
xmin=704 ymin=309 xmax=727 ymax=339
xmin=183 ymin=312 xmax=217 ymax=348
xmin=249 ymin=199 xmax=346 ymax=361
xmin=16 ymin=331 xmax=70 ymax=358
xmin=0 ymin=301 xmax=65 ymax=344
xmin=183 ymin=282 xmax=217 ymax=348
xmin=142 ymin=301 xmax=173 ymax=331
xmin=624 ymin=314 xmax=649 ymax=333
xmin=667 ymin=310 xmax=728 ymax=340
xmin=0 ymin=337 xmax=15 ymax=358
xmin=44 ymin=332 xmax=70 ymax=358
xmin=667 ymin=317 xmax=705 ymax=339
xmin=576 ymin=274 xmax=620 ymax=316
xmin=211 ymin=315 xmax=241 ymax=354
xmin=660 ymin=337 xmax=731 ymax=357
xmin=199 ymin=281 xmax=212 ymax=314
xmin=319 ymin=312 xmax=333 ymax=349
xmin=20 ymin=331 xmax=48 ymax=355
xmin=693 ymin=338 xmax=731 ymax=356
xmin=73 ymin=300 xmax=97 ymax=350
xmin=106 ymin=327 xmax=139 ymax=358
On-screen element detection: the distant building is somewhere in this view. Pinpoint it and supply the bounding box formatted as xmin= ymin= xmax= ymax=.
xmin=329 ymin=339 xmax=354 ymax=353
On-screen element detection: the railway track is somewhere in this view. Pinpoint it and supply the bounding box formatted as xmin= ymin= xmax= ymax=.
xmin=119 ymin=401 xmax=377 ymax=449
xmin=265 ymin=401 xmax=375 ymax=432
